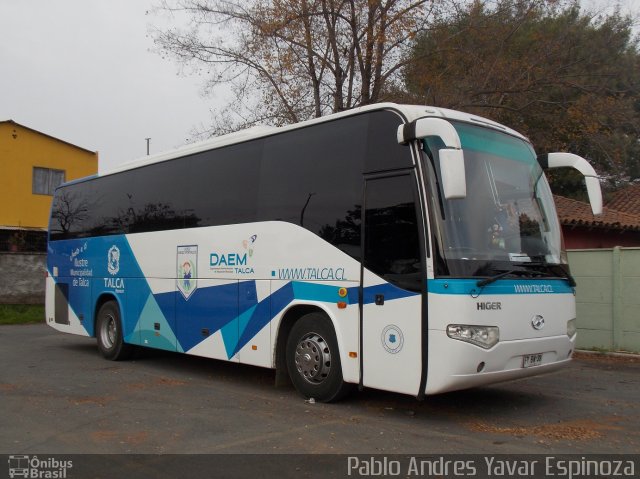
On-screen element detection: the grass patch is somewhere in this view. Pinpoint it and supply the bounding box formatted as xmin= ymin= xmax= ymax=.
xmin=0 ymin=304 xmax=45 ymax=325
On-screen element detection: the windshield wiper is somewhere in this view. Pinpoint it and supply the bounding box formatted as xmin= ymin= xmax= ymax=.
xmin=476 ymin=264 xmax=576 ymax=288
xmin=523 ymin=261 xmax=577 ymax=287
xmin=476 ymin=270 xmax=530 ymax=288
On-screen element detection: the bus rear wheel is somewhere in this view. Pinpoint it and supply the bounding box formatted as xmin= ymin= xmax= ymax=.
xmin=286 ymin=312 xmax=352 ymax=402
xmin=96 ymin=301 xmax=132 ymax=361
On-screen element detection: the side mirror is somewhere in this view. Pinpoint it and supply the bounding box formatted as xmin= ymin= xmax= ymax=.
xmin=398 ymin=118 xmax=467 ymax=199
xmin=439 ymin=149 xmax=467 ymax=199
xmin=537 ymin=153 xmax=603 ymax=215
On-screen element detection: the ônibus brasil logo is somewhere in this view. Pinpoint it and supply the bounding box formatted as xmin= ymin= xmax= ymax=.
xmin=8 ymin=455 xmax=73 ymax=478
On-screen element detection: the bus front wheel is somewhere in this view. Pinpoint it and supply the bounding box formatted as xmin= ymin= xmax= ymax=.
xmin=96 ymin=301 xmax=132 ymax=361
xmin=286 ymin=312 xmax=352 ymax=402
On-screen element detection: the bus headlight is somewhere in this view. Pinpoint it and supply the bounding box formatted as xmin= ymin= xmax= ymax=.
xmin=567 ymin=318 xmax=577 ymax=338
xmin=447 ymin=324 xmax=499 ymax=349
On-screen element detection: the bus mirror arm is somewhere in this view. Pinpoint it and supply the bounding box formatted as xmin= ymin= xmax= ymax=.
xmin=397 ymin=118 xmax=467 ymax=200
xmin=537 ymin=153 xmax=603 ymax=216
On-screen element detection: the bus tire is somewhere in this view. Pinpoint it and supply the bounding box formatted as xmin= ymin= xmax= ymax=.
xmin=286 ymin=312 xmax=352 ymax=402
xmin=96 ymin=301 xmax=132 ymax=361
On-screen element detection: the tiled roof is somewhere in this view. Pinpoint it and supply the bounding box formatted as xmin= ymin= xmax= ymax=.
xmin=607 ymin=184 xmax=640 ymax=216
xmin=553 ymin=195 xmax=640 ymax=231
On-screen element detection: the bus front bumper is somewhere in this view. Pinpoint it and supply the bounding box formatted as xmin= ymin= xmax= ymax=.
xmin=425 ymin=330 xmax=576 ymax=395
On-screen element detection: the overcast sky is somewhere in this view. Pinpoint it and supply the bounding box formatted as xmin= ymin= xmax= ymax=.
xmin=1 ymin=0 xmax=637 ymax=173
xmin=0 ymin=0 xmax=214 ymax=172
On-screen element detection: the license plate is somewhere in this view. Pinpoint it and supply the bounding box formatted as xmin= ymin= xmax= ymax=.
xmin=522 ymin=353 xmax=543 ymax=368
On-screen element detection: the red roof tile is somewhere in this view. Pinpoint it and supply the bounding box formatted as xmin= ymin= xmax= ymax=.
xmin=607 ymin=184 xmax=640 ymax=216
xmin=553 ymin=195 xmax=640 ymax=231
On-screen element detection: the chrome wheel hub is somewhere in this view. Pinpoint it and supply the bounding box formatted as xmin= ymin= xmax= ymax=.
xmin=294 ymin=332 xmax=331 ymax=384
xmin=101 ymin=314 xmax=116 ymax=349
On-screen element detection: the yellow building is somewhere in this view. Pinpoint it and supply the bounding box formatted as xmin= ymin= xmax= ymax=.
xmin=0 ymin=120 xmax=98 ymax=250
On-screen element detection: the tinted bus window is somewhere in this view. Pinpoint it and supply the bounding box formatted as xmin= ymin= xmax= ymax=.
xmin=50 ymin=108 xmax=412 ymax=244
xmin=50 ymin=181 xmax=95 ymax=240
xmin=258 ymin=115 xmax=367 ymax=259
xmin=187 ymin=139 xmax=262 ymax=227
xmin=364 ymin=174 xmax=422 ymax=291
xmin=364 ymin=111 xmax=413 ymax=173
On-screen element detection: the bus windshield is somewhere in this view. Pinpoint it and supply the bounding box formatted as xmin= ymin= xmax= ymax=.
xmin=423 ymin=121 xmax=565 ymax=278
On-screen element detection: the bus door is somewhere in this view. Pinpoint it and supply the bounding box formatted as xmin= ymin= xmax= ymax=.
xmin=361 ymin=172 xmax=425 ymax=396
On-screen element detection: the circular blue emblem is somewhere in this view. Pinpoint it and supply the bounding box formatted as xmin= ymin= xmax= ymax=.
xmin=381 ymin=324 xmax=404 ymax=354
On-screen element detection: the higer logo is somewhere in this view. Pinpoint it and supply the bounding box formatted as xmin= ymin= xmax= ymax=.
xmin=477 ymin=302 xmax=501 ymax=311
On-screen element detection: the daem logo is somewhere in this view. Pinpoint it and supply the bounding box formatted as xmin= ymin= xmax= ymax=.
xmin=210 ymin=253 xmax=246 ymax=267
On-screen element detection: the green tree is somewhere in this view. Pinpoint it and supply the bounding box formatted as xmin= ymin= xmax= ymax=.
xmin=401 ymin=0 xmax=640 ymax=195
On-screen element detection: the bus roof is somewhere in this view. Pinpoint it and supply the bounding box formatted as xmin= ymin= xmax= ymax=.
xmin=102 ymin=103 xmax=528 ymax=178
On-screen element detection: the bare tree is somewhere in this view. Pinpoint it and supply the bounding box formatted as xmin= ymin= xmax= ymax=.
xmin=152 ymin=0 xmax=437 ymax=134
xmin=50 ymin=191 xmax=90 ymax=237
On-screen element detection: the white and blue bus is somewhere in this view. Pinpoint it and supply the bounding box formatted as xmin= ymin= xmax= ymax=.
xmin=45 ymin=103 xmax=602 ymax=401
